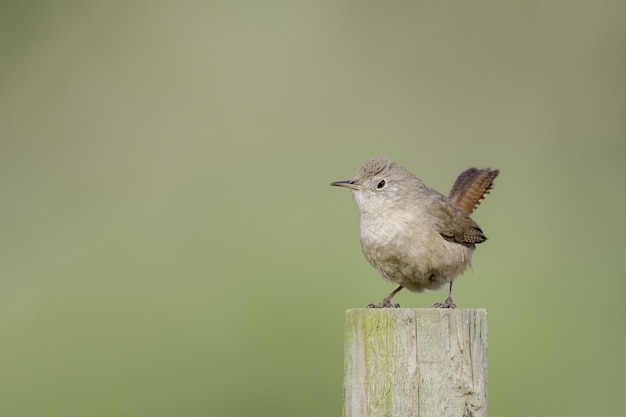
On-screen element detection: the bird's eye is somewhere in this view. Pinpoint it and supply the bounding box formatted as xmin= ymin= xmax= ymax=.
xmin=376 ymin=179 xmax=386 ymax=189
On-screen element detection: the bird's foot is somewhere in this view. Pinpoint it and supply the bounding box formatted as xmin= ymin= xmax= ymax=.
xmin=367 ymin=300 xmax=400 ymax=308
xmin=433 ymin=296 xmax=456 ymax=308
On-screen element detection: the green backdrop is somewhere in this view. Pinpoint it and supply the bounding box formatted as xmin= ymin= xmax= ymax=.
xmin=2 ymin=1 xmax=625 ymax=416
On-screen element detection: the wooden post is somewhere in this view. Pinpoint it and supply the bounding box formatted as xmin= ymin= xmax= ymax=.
xmin=344 ymin=309 xmax=488 ymax=417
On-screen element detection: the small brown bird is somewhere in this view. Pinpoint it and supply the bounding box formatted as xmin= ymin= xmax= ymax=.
xmin=331 ymin=157 xmax=498 ymax=308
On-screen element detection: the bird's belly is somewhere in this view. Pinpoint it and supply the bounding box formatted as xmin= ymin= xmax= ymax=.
xmin=360 ymin=226 xmax=473 ymax=293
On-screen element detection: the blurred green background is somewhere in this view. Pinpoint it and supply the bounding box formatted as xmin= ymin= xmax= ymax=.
xmin=1 ymin=1 xmax=625 ymax=416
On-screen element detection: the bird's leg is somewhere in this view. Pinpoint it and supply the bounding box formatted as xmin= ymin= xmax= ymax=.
xmin=368 ymin=285 xmax=403 ymax=308
xmin=433 ymin=281 xmax=457 ymax=308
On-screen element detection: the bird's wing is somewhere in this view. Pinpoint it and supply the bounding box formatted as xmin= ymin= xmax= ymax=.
xmin=430 ymin=196 xmax=487 ymax=245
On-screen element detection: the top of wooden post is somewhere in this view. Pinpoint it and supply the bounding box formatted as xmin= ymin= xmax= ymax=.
xmin=344 ymin=308 xmax=488 ymax=417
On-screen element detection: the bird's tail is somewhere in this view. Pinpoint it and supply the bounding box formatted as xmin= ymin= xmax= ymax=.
xmin=448 ymin=168 xmax=499 ymax=215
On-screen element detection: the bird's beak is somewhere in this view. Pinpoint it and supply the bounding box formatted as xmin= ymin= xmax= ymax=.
xmin=330 ymin=180 xmax=363 ymax=190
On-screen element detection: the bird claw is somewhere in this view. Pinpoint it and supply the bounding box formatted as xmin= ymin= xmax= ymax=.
xmin=367 ymin=301 xmax=401 ymax=308
xmin=433 ymin=297 xmax=456 ymax=308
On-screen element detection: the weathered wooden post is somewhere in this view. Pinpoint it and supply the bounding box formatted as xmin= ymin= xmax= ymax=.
xmin=344 ymin=309 xmax=488 ymax=417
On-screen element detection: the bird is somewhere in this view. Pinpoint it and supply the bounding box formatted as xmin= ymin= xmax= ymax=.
xmin=330 ymin=157 xmax=498 ymax=308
